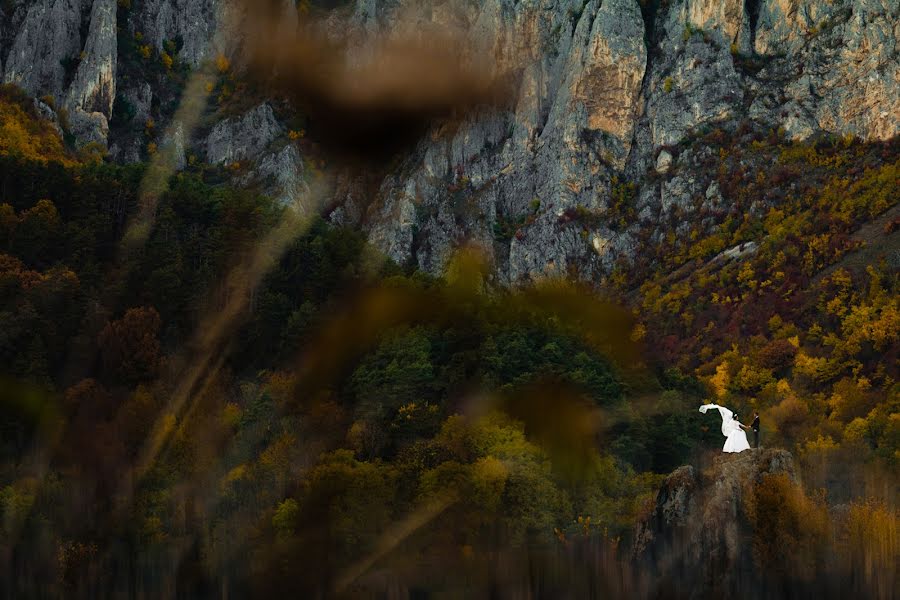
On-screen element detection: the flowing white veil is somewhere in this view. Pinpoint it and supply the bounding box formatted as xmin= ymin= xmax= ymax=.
xmin=699 ymin=403 xmax=736 ymax=437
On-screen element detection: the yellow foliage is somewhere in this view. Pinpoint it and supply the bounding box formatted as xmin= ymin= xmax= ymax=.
xmin=630 ymin=322 xmax=646 ymax=342
xmin=732 ymin=363 xmax=775 ymax=393
xmin=843 ymin=417 xmax=869 ymax=444
xmin=221 ymin=402 xmax=242 ymax=429
xmin=838 ymin=290 xmax=899 ymax=356
xmin=215 ymin=53 xmax=231 ymax=74
xmin=223 ymin=464 xmax=248 ymax=485
xmin=264 ymin=371 xmax=296 ymax=407
xmin=0 ymin=87 xmax=72 ymax=165
xmin=802 ymin=434 xmax=839 ymax=455
xmin=160 ymin=51 xmax=174 ymax=70
xmin=778 ymin=142 xmax=846 ymax=169
xmin=794 ymin=350 xmax=842 ymax=384
xmin=767 ymin=394 xmax=809 ymax=441
xmin=710 ymin=361 xmax=729 ymax=399
xmin=470 ymin=456 xmax=508 ymax=510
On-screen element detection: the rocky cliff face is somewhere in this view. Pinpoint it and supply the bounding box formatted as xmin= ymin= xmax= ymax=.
xmin=343 ymin=0 xmax=898 ymax=281
xmin=0 ymin=0 xmax=897 ymax=261
xmin=632 ymin=448 xmax=798 ymax=599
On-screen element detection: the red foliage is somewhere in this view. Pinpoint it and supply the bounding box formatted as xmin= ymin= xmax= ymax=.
xmin=757 ymin=339 xmax=798 ymax=370
xmin=98 ymin=306 xmax=162 ymax=384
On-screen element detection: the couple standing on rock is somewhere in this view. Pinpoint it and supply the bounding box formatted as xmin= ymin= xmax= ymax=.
xmin=699 ymin=404 xmax=760 ymax=453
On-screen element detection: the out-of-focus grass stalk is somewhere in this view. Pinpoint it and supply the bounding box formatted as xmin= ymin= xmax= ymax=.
xmin=128 ymin=196 xmax=322 ymax=490
xmin=334 ymin=492 xmax=459 ymax=595
xmin=7 ymin=42 xmax=220 ymax=552
xmin=121 ymin=68 xmax=217 ymax=258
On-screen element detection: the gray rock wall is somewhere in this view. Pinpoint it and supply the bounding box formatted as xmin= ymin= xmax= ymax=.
xmin=3 ymin=0 xmax=84 ymax=101
xmin=345 ymin=0 xmax=898 ymax=281
xmin=0 ymin=0 xmax=895 ymax=272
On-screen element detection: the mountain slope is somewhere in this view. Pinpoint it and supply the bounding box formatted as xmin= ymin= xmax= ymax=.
xmin=1 ymin=0 xmax=897 ymax=278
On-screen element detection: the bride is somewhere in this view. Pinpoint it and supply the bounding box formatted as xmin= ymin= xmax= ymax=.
xmin=699 ymin=404 xmax=751 ymax=453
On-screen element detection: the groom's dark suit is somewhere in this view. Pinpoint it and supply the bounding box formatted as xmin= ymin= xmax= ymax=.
xmin=751 ymin=415 xmax=760 ymax=448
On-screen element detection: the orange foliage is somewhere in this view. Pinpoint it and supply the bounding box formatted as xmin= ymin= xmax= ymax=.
xmin=0 ymin=85 xmax=72 ymax=165
xmin=98 ymin=307 xmax=163 ymax=384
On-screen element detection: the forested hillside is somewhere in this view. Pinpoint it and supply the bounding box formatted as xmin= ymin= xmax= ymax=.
xmin=1 ymin=0 xmax=899 ymax=595
xmin=0 ymin=67 xmax=896 ymax=597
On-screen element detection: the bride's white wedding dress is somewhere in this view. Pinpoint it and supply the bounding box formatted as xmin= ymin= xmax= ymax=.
xmin=699 ymin=404 xmax=751 ymax=453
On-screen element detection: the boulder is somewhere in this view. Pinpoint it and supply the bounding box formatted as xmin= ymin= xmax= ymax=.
xmin=633 ymin=449 xmax=798 ymax=599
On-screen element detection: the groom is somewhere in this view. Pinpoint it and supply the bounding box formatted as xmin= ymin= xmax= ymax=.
xmin=751 ymin=411 xmax=760 ymax=448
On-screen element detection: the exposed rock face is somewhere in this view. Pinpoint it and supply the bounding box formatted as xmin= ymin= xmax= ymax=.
xmin=339 ymin=0 xmax=649 ymax=280
xmin=33 ymin=98 xmax=63 ymax=136
xmin=2 ymin=0 xmax=83 ymax=101
xmin=205 ymin=103 xmax=283 ymax=166
xmin=64 ymin=0 xmax=117 ymax=146
xmin=2 ymin=0 xmax=116 ymax=145
xmin=633 ymin=449 xmax=797 ymax=599
xmin=753 ymin=0 xmax=898 ymax=141
xmin=0 ymin=0 xmax=896 ymax=262
xmin=134 ymin=0 xmax=221 ymax=67
xmin=203 ymin=103 xmax=306 ymax=208
xmin=68 ymin=107 xmax=110 ymax=147
xmin=160 ymin=119 xmax=187 ymax=171
xmin=240 ymin=144 xmax=308 ymax=208
xmin=66 ymin=0 xmax=116 ymax=117
xmin=336 ymin=0 xmax=898 ymax=281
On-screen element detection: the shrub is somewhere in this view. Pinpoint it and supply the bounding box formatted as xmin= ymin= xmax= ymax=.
xmin=215 ymin=54 xmax=231 ymax=75
xmin=757 ymin=338 xmax=798 ymax=370
xmin=160 ymin=52 xmax=174 ymax=71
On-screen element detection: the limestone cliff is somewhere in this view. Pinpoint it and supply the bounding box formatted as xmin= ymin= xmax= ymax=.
xmin=0 ymin=0 xmax=896 ymax=259
xmin=332 ymin=0 xmax=898 ymax=281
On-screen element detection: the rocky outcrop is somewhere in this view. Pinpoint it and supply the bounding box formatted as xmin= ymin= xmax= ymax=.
xmin=751 ymin=0 xmax=899 ymax=141
xmin=0 ymin=0 xmax=896 ymax=260
xmin=134 ymin=0 xmax=221 ymax=67
xmin=66 ymin=0 xmax=116 ymax=117
xmin=205 ymin=103 xmax=283 ymax=165
xmin=240 ymin=144 xmax=307 ymax=208
xmin=2 ymin=0 xmax=116 ymax=146
xmin=68 ymin=108 xmax=110 ymax=147
xmin=340 ymin=0 xmax=649 ymax=281
xmin=203 ymin=103 xmax=306 ymax=207
xmin=160 ymin=119 xmax=187 ymax=171
xmin=633 ymin=449 xmax=797 ymax=599
xmin=65 ymin=0 xmax=117 ymax=147
xmin=132 ymin=0 xmax=298 ymax=67
xmin=337 ymin=0 xmax=897 ymax=281
xmin=2 ymin=0 xmax=83 ymax=101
